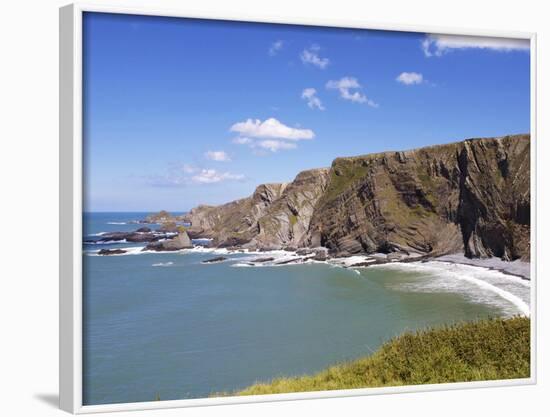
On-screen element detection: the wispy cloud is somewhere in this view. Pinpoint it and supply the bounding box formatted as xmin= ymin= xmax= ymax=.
xmin=326 ymin=77 xmax=378 ymax=107
xmin=396 ymin=72 xmax=424 ymax=85
xmin=147 ymin=165 xmax=244 ymax=187
xmin=191 ymin=169 xmax=244 ymax=184
xmin=422 ymin=34 xmax=530 ymax=57
xmin=232 ymin=138 xmax=298 ymax=154
xmin=232 ymin=137 xmax=253 ymax=145
xmin=182 ymin=163 xmax=196 ymax=174
xmin=257 ymin=140 xmax=297 ymax=152
xmin=230 ymin=118 xmax=314 ymax=140
xmin=300 ymin=44 xmax=329 ymax=69
xmin=269 ymin=40 xmax=284 ymax=56
xmin=204 ymin=150 xmax=231 ymax=161
xmin=301 ymin=88 xmax=325 ymax=110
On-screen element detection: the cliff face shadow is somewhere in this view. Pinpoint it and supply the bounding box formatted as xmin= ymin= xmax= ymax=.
xmin=34 ymin=393 xmax=59 ymax=409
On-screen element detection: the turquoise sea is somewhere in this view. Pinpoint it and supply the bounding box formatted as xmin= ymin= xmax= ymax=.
xmin=83 ymin=212 xmax=530 ymax=405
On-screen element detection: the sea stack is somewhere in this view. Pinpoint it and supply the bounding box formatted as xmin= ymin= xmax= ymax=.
xmin=144 ymin=229 xmax=193 ymax=251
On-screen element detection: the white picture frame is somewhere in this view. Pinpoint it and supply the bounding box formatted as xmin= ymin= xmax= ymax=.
xmin=59 ymin=2 xmax=537 ymax=413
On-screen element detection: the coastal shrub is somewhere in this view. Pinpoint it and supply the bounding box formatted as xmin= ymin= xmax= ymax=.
xmin=228 ymin=317 xmax=530 ymax=396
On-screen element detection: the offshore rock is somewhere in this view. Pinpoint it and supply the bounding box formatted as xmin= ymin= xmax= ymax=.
xmin=144 ymin=230 xmax=193 ymax=251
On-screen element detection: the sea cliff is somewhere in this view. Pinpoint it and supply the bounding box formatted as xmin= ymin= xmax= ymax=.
xmin=184 ymin=134 xmax=530 ymax=261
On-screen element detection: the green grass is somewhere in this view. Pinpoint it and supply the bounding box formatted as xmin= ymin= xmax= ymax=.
xmin=322 ymin=159 xmax=369 ymax=203
xmin=231 ymin=317 xmax=530 ymax=396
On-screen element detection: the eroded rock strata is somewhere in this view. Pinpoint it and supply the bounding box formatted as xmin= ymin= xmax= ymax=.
xmin=183 ymin=134 xmax=530 ymax=261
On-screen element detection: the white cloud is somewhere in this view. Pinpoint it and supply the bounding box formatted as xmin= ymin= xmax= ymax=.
xmin=300 ymin=45 xmax=329 ymax=69
xmin=148 ymin=165 xmax=244 ymax=187
xmin=326 ymin=77 xmax=378 ymax=107
xmin=422 ymin=34 xmax=530 ymax=57
xmin=230 ymin=118 xmax=314 ymax=140
xmin=232 ymin=137 xmax=299 ymax=153
xmin=257 ymin=140 xmax=297 ymax=152
xmin=301 ymin=88 xmax=325 ymax=110
xmin=191 ymin=169 xmax=245 ymax=184
xmin=230 ymin=118 xmax=313 ymax=155
xmin=204 ymin=150 xmax=231 ymax=161
xmin=232 ymin=137 xmax=253 ymax=145
xmin=269 ymin=40 xmax=284 ymax=56
xmin=396 ymin=72 xmax=424 ymax=85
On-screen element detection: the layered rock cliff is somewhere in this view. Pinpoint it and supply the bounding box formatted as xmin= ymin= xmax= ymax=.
xmin=307 ymin=134 xmax=530 ymax=261
xmin=185 ymin=134 xmax=530 ymax=261
xmin=185 ymin=182 xmax=289 ymax=247
xmin=186 ymin=168 xmax=330 ymax=248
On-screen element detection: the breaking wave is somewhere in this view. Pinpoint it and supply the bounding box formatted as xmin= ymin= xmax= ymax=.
xmin=372 ymin=261 xmax=530 ymax=317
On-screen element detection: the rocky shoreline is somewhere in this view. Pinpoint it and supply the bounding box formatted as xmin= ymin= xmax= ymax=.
xmin=87 ymin=135 xmax=530 ymax=279
xmin=87 ymin=227 xmax=530 ymax=281
xmin=87 ymin=229 xmax=530 ymax=282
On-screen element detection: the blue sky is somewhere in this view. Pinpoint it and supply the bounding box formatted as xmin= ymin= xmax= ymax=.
xmin=83 ymin=12 xmax=530 ymax=212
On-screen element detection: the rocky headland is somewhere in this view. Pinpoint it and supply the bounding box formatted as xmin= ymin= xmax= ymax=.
xmin=93 ymin=134 xmax=530 ymax=275
xmin=182 ymin=134 xmax=530 ymax=263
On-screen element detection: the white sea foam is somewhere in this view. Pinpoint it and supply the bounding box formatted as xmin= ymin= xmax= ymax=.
xmin=152 ymin=262 xmax=174 ymax=267
xmin=86 ymin=246 xmax=146 ymax=256
xmin=372 ymin=261 xmax=530 ymax=317
xmin=181 ymin=246 xmax=232 ymax=255
xmin=435 ymin=253 xmax=530 ymax=279
xmin=330 ymin=256 xmax=376 ymax=267
xmin=107 ymin=222 xmax=127 ymax=225
xmin=232 ymin=263 xmax=254 ymax=268
xmin=125 ymin=247 xmax=151 ymax=255
xmin=85 ymin=239 xmax=128 ymax=245
xmin=87 ymin=232 xmax=107 ymax=237
xmin=229 ymin=251 xmax=311 ymax=268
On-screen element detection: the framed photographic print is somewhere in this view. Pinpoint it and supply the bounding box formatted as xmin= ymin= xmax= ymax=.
xmin=59 ymin=3 xmax=536 ymax=413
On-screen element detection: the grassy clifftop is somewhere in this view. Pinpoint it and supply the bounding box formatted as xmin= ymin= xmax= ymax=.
xmin=233 ymin=317 xmax=530 ymax=396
